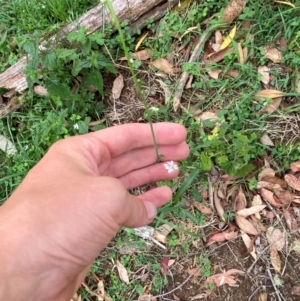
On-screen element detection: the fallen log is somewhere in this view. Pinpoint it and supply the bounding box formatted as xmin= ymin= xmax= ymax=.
xmin=0 ymin=0 xmax=178 ymax=93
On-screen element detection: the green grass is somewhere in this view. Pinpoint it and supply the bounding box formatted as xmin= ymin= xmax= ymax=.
xmin=1 ymin=0 xmax=300 ymax=299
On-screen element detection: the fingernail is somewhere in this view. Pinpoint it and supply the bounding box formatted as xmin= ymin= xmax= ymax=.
xmin=144 ymin=201 xmax=157 ymax=220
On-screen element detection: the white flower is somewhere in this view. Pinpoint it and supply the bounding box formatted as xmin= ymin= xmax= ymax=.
xmin=164 ymin=161 xmax=178 ymax=173
xmin=73 ymin=123 xmax=79 ymax=130
xmin=24 ymin=145 xmax=28 ymax=151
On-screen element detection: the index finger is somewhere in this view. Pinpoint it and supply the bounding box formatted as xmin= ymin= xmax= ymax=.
xmin=86 ymin=122 xmax=187 ymax=157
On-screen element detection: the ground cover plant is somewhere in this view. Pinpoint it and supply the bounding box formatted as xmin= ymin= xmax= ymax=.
xmin=1 ymin=0 xmax=300 ymax=300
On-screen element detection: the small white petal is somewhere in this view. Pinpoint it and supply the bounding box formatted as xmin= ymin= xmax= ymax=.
xmin=164 ymin=161 xmax=178 ymax=173
xmin=73 ymin=123 xmax=79 ymax=130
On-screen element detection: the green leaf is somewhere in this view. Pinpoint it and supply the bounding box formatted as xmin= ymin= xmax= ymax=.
xmin=84 ymin=69 xmax=104 ymax=96
xmin=55 ymin=48 xmax=78 ymax=61
xmin=45 ymin=80 xmax=72 ymax=99
xmin=173 ymin=169 xmax=200 ymax=203
xmin=23 ymin=42 xmax=37 ymax=56
xmin=41 ymin=52 xmax=57 ymax=70
xmin=71 ymin=59 xmax=91 ymax=76
xmin=97 ymin=55 xmax=117 ymax=74
xmin=200 ymin=153 xmax=212 ymax=171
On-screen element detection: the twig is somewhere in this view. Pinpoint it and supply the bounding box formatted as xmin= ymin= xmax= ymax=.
xmin=82 ymin=282 xmax=103 ymax=299
xmin=266 ymin=266 xmax=284 ymax=301
xmin=172 ymin=25 xmax=217 ymax=111
xmin=208 ymin=175 xmax=214 ymax=209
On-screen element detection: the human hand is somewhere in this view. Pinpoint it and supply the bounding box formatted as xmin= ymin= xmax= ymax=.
xmin=0 ymin=122 xmax=189 ymax=301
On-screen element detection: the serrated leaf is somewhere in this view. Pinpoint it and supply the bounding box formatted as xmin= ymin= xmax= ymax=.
xmin=220 ymin=24 xmax=237 ymax=50
xmin=84 ymin=70 xmax=104 ymax=97
xmin=41 ymin=52 xmax=57 ymax=70
xmin=45 ymin=81 xmax=72 ymax=99
xmin=200 ymin=153 xmax=212 ymax=171
xmin=71 ymin=59 xmax=91 ymax=76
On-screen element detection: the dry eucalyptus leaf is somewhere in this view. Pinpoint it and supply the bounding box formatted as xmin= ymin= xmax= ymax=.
xmin=112 ymin=74 xmax=124 ymax=100
xmin=151 ymin=58 xmax=174 ymax=75
xmin=208 ymin=69 xmax=222 ymax=79
xmin=266 ymin=227 xmax=285 ymax=251
xmin=256 ymin=181 xmax=281 ymax=190
xmin=97 ymin=280 xmax=105 ymax=301
xmin=260 ymin=134 xmax=274 ymax=146
xmin=212 ymin=43 xmax=221 ymax=52
xmin=257 ymin=66 xmax=270 ymax=85
xmin=270 ymin=245 xmax=281 ymax=273
xmin=284 ymin=209 xmax=298 ymax=230
xmin=235 ymin=187 xmax=247 ymax=211
xmin=116 ymin=260 xmax=130 ymax=284
xmin=199 ymin=111 xmax=219 ymax=122
xmin=235 ymin=215 xmax=259 ymax=235
xmin=290 ymin=161 xmax=300 ymax=173
xmin=193 ymin=201 xmax=213 ymax=215
xmin=215 ymin=30 xmax=223 ymax=45
xmin=237 ymin=43 xmax=244 ymax=63
xmin=204 ymin=47 xmax=233 ymax=64
xmin=241 ymin=231 xmax=257 ymax=260
xmin=263 ymin=45 xmax=283 ymax=63
xmin=0 ymin=135 xmax=17 ymax=155
xmin=265 ymin=97 xmax=282 ymax=114
xmin=185 ymin=75 xmax=193 ymax=89
xmin=237 ymin=205 xmax=266 ymax=218
xmin=258 ymin=167 xmax=276 ymax=181
xmin=132 ymin=49 xmax=152 ymax=60
xmin=34 ymin=85 xmax=49 ymax=97
xmin=284 ymin=174 xmax=300 ymax=191
xmin=222 ymin=0 xmax=246 ymax=23
xmin=255 ymin=89 xmax=283 ymax=99
xmin=214 ymin=191 xmax=225 ymax=221
xmin=275 ymin=190 xmax=293 ymax=204
xmin=187 ymin=267 xmax=201 ymax=277
xmin=252 ymin=195 xmax=263 ymax=219
xmin=260 ymin=188 xmax=282 ymax=207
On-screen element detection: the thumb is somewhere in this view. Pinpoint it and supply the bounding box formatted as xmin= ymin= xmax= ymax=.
xmin=121 ymin=186 xmax=172 ymax=228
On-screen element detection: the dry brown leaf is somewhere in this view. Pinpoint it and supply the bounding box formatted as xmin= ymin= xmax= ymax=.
xmin=266 ymin=227 xmax=285 ymax=251
xmin=207 ymin=232 xmax=226 ymax=246
xmin=214 ymin=191 xmax=225 ymax=221
xmin=208 ymin=69 xmax=222 ymax=79
xmin=237 ymin=43 xmax=244 ymax=63
xmin=173 ymin=294 xmax=181 ymax=301
xmin=249 ymin=217 xmax=265 ymax=233
xmin=255 ymin=89 xmax=283 ymax=99
xmin=284 ymin=209 xmax=298 ymax=230
xmin=132 ymin=49 xmax=152 ymax=60
xmin=34 ymin=85 xmax=49 ymax=97
xmin=270 ymin=245 xmax=281 ymax=273
xmin=187 ymin=267 xmax=201 ymax=277
xmin=260 ymin=134 xmax=274 ymax=146
xmin=265 ymin=97 xmax=282 ymax=114
xmin=205 ymin=47 xmax=233 ymax=65
xmin=290 ymin=161 xmax=300 ymax=173
xmin=223 ymin=231 xmax=239 ymax=241
xmin=97 ymin=280 xmax=105 ymax=301
xmin=235 ymin=215 xmax=259 ymax=235
xmin=259 ymin=292 xmax=268 ymax=301
xmin=275 ymin=190 xmax=293 ymax=205
xmin=222 ymin=0 xmax=247 ymax=23
xmin=252 ymin=195 xmax=263 ymax=219
xmin=262 ymin=176 xmax=287 ymax=189
xmin=263 ymin=45 xmax=283 ymax=63
xmin=215 ymin=30 xmax=223 ymax=45
xmin=205 ymin=269 xmax=245 ymax=287
xmin=191 ymin=293 xmax=210 ymax=300
xmin=235 ymin=187 xmax=247 ymax=211
xmin=151 ymin=58 xmax=174 ymax=75
xmin=260 ymin=188 xmax=282 ymax=207
xmin=154 ymin=224 xmax=173 ymax=243
xmin=138 ymin=295 xmax=157 ymax=301
xmin=0 ymin=135 xmax=17 ymax=155
xmin=257 ymin=66 xmax=270 ymax=85
xmin=193 ymin=201 xmax=213 ymax=215
xmin=241 ymin=231 xmax=257 ymax=260
xmin=292 ymin=284 xmax=300 ymax=296
xmin=198 ymin=111 xmax=219 ymax=122
xmin=116 ymin=260 xmax=130 ymax=284
xmin=285 ymin=174 xmax=300 ymax=191
xmin=256 ymin=181 xmax=281 ymax=190
xmin=258 ymin=167 xmax=276 ymax=181
xmin=237 ymin=205 xmax=266 ymax=218
xmin=112 ymin=74 xmax=124 ymax=99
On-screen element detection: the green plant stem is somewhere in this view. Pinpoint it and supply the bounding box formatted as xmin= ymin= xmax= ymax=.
xmin=102 ymin=0 xmax=160 ymax=162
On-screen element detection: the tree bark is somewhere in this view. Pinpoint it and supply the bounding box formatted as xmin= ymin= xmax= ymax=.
xmin=0 ymin=0 xmax=176 ymax=92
